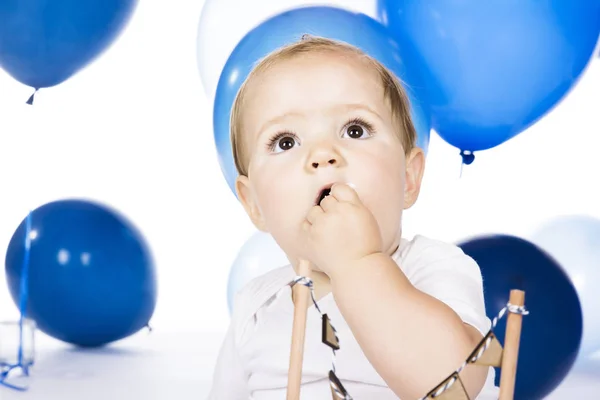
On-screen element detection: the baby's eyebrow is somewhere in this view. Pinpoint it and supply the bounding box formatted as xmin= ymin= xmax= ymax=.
xmin=254 ymin=103 xmax=382 ymax=139
xmin=334 ymin=103 xmax=382 ymax=119
xmin=256 ymin=111 xmax=304 ymax=137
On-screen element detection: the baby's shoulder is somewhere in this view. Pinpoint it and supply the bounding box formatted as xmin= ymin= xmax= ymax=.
xmin=229 ymin=265 xmax=295 ymax=340
xmin=401 ymin=234 xmax=468 ymax=261
xmin=398 ymin=235 xmax=478 ymax=276
xmin=233 ymin=265 xmax=295 ymax=308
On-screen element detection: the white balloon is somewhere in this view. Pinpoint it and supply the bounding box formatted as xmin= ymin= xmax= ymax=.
xmin=196 ymin=0 xmax=378 ymax=99
xmin=227 ymin=231 xmax=290 ymax=314
xmin=529 ymin=215 xmax=600 ymax=358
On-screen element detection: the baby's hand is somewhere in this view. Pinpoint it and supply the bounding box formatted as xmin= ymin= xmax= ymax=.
xmin=301 ymin=183 xmax=383 ymax=278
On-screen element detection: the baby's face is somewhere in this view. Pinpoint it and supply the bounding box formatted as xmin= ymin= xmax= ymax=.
xmin=236 ymin=51 xmax=423 ymax=267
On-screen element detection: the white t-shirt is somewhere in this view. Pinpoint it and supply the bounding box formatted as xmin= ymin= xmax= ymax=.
xmin=207 ymin=235 xmax=499 ymax=399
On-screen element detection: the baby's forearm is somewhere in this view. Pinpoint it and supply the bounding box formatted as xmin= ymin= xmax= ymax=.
xmin=329 ymin=253 xmax=486 ymax=399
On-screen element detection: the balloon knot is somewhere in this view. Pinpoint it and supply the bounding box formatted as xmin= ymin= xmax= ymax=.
xmin=25 ymin=89 xmax=39 ymax=105
xmin=460 ymin=150 xmax=475 ymax=165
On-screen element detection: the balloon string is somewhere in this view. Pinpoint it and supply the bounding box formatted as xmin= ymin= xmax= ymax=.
xmin=459 ymin=150 xmax=475 ymax=178
xmin=0 ymin=365 xmax=28 ymax=391
xmin=0 ymin=211 xmax=33 ymax=391
xmin=26 ymin=89 xmax=39 ymax=106
xmin=19 ymin=211 xmax=32 ymax=364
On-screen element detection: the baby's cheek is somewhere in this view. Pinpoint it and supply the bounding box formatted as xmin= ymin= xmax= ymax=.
xmin=257 ymin=184 xmax=299 ymax=223
xmin=366 ymin=157 xmax=405 ymax=226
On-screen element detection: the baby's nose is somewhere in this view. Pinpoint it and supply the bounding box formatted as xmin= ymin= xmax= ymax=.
xmin=307 ymin=141 xmax=343 ymax=170
xmin=311 ymin=157 xmax=337 ymax=169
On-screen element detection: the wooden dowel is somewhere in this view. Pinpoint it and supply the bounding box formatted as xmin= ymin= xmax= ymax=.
xmin=499 ymin=289 xmax=525 ymax=400
xmin=286 ymin=259 xmax=312 ymax=400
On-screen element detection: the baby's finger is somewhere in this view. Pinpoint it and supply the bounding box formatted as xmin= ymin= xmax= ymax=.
xmin=301 ymin=219 xmax=311 ymax=233
xmin=330 ymin=183 xmax=360 ymax=204
xmin=319 ymin=192 xmax=337 ymax=212
xmin=305 ymin=205 xmax=324 ymax=225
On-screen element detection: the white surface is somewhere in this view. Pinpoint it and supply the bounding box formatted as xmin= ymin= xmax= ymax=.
xmin=0 ymin=330 xmax=219 ymax=400
xmin=0 ymin=330 xmax=598 ymax=399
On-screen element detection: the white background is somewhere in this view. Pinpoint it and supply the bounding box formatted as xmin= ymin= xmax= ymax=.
xmin=0 ymin=0 xmax=598 ymax=334
xmin=0 ymin=2 xmax=598 ymax=397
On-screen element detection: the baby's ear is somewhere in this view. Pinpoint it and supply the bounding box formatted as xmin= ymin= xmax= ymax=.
xmin=235 ymin=176 xmax=268 ymax=232
xmin=404 ymin=147 xmax=426 ymax=209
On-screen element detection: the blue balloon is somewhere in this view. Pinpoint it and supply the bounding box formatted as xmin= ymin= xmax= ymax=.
xmin=459 ymin=234 xmax=583 ymax=400
xmin=377 ymin=0 xmax=600 ymax=157
xmin=0 ymin=0 xmax=138 ymax=89
xmin=213 ymin=6 xmax=431 ymax=196
xmin=5 ymin=199 xmax=157 ymax=348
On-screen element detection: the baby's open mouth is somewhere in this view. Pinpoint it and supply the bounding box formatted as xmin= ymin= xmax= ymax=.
xmin=316 ymin=186 xmax=332 ymax=206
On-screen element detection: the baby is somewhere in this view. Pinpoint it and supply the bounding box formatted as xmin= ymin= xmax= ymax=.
xmin=207 ymin=36 xmax=499 ymax=399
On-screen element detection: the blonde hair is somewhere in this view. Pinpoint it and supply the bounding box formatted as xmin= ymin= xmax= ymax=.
xmin=230 ymin=35 xmax=417 ymax=177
